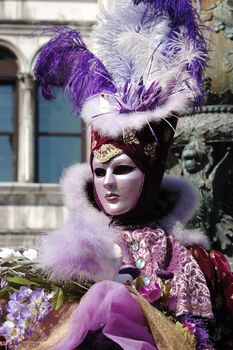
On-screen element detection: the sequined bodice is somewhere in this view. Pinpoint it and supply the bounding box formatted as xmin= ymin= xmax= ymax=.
xmin=118 ymin=227 xmax=213 ymax=318
xmin=121 ymin=227 xmax=170 ymax=287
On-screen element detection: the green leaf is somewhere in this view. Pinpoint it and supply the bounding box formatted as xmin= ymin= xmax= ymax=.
xmin=52 ymin=288 xmax=64 ymax=311
xmin=24 ymin=275 xmax=50 ymax=288
xmin=0 ymin=288 xmax=9 ymax=299
xmin=6 ymin=275 xmax=31 ymax=286
xmin=62 ymin=282 xmax=89 ymax=298
xmin=0 ymin=284 xmax=19 ymax=299
xmin=135 ymin=277 xmax=145 ymax=290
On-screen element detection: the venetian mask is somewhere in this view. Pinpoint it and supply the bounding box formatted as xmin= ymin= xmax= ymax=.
xmin=93 ymin=153 xmax=145 ymax=216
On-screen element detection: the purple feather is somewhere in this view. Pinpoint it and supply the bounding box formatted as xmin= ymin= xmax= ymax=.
xmin=132 ymin=0 xmax=208 ymax=107
xmin=34 ymin=27 xmax=116 ymax=114
xmin=132 ymin=0 xmax=202 ymax=39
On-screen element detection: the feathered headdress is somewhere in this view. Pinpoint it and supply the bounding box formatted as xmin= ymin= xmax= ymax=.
xmin=34 ymin=0 xmax=207 ymax=136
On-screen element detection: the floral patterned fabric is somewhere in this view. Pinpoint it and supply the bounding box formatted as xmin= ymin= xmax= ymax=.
xmin=120 ymin=227 xmax=213 ymax=318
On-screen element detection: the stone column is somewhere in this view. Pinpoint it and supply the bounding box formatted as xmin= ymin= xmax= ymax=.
xmin=17 ymin=73 xmax=35 ymax=183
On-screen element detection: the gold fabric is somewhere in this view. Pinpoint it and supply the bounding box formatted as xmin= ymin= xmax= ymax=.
xmin=16 ymin=289 xmax=196 ymax=350
xmin=16 ymin=302 xmax=78 ymax=350
xmin=128 ymin=287 xmax=196 ymax=350
xmin=93 ymin=143 xmax=123 ymax=163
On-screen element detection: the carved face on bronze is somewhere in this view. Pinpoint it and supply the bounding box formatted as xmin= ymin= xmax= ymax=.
xmin=93 ymin=154 xmax=145 ymax=216
xmin=181 ymin=141 xmax=208 ymax=174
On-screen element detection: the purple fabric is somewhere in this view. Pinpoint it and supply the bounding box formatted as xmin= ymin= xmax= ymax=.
xmin=120 ymin=228 xmax=213 ymax=318
xmin=78 ymin=329 xmax=123 ymax=350
xmin=181 ymin=315 xmax=213 ymax=350
xmin=54 ymin=281 xmax=156 ymax=350
xmin=34 ymin=27 xmax=116 ymax=114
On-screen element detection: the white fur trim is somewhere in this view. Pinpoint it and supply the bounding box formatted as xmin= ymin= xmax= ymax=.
xmin=170 ymin=223 xmax=210 ymax=249
xmin=159 ymin=176 xmax=209 ymax=248
xmin=160 ymin=175 xmax=199 ymax=225
xmin=37 ymin=163 xmax=123 ymax=283
xmin=61 ymin=164 xmax=209 ymax=248
xmin=61 ymin=163 xmax=109 ymax=226
xmin=37 ymin=220 xmax=122 ymax=283
xmin=81 ymin=91 xmax=189 ymax=138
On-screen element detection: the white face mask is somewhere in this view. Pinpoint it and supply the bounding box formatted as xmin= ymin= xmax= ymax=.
xmin=93 ymin=154 xmax=145 ymax=216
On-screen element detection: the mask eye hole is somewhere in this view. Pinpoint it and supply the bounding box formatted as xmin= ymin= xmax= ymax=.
xmin=94 ymin=168 xmax=106 ymax=177
xmin=113 ymin=165 xmax=135 ymax=175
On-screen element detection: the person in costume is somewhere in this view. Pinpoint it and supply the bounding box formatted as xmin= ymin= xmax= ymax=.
xmin=6 ymin=0 xmax=232 ymax=349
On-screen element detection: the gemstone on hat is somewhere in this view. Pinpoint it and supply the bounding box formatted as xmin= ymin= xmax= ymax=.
xmin=136 ymin=257 xmax=145 ymax=269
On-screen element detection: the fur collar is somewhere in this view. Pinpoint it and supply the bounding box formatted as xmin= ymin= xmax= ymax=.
xmin=61 ymin=163 xmax=209 ymax=249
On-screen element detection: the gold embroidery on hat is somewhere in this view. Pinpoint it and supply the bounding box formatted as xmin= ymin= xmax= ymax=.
xmin=123 ymin=129 xmax=140 ymax=145
xmin=144 ymin=142 xmax=157 ymax=161
xmin=93 ymin=144 xmax=123 ymax=163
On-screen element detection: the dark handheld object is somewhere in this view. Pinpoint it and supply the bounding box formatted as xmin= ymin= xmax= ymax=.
xmin=119 ymin=267 xmax=141 ymax=280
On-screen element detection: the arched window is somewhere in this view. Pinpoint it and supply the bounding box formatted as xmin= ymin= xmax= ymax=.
xmin=0 ymin=47 xmax=18 ymax=181
xmin=0 ymin=47 xmax=86 ymax=184
xmin=35 ymin=87 xmax=85 ymax=183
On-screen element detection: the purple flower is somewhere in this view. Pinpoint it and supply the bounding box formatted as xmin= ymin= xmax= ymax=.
xmin=29 ymin=288 xmax=54 ymax=304
xmin=1 ymin=286 xmax=54 ymax=347
xmin=0 ymin=319 xmax=26 ymax=345
xmin=36 ymin=301 xmax=52 ymax=321
xmin=29 ymin=288 xmax=45 ymax=304
xmin=182 ymin=320 xmax=196 ymax=335
xmin=6 ymin=300 xmax=33 ymax=320
xmin=10 ymin=286 xmax=33 ymax=302
xmin=139 ymin=280 xmax=162 ymax=303
xmin=0 ymin=275 xmax=7 ymax=289
xmin=29 ymin=289 xmax=53 ymax=321
xmin=0 ymin=320 xmax=15 ymax=337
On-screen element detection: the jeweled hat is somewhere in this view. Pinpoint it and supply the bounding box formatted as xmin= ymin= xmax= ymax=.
xmin=34 ymin=0 xmax=207 ymax=188
xmin=90 ymin=115 xmax=177 ymax=178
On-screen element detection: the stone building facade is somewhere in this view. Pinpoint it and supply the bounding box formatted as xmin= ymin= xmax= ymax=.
xmin=0 ymin=0 xmax=110 ymax=248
